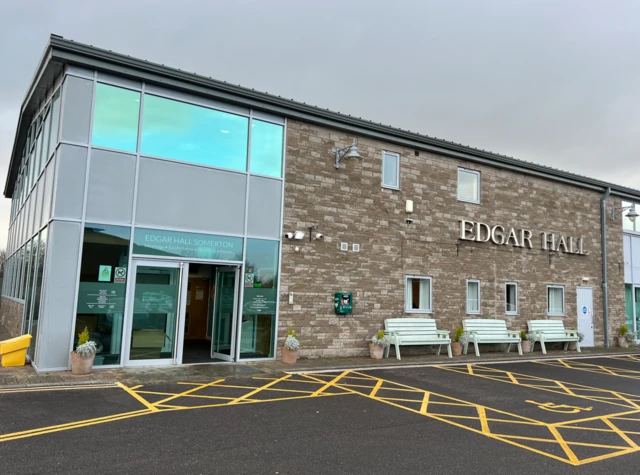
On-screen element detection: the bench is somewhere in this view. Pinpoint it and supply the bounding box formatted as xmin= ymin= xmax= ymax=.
xmin=462 ymin=319 xmax=522 ymax=357
xmin=527 ymin=320 xmax=581 ymax=354
xmin=384 ymin=318 xmax=452 ymax=360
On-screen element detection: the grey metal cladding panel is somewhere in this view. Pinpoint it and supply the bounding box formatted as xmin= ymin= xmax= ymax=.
xmin=96 ymin=71 xmax=141 ymax=90
xmin=136 ymin=158 xmax=246 ymax=235
xmin=42 ymin=158 xmax=55 ymax=223
xmin=53 ymin=144 xmax=86 ymax=220
xmin=60 ymin=76 xmax=93 ymax=144
xmin=27 ymin=192 xmax=35 ymax=238
xmin=36 ymin=220 xmax=81 ymax=370
xmin=85 ymin=149 xmax=135 ymax=223
xmin=144 ymin=84 xmax=250 ymax=116
xmin=247 ymin=176 xmax=283 ymax=239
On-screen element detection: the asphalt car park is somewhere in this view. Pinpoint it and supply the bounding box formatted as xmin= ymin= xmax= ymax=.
xmin=0 ymin=355 xmax=639 ymax=474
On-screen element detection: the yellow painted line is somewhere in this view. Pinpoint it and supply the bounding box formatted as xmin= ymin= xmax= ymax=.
xmin=579 ymin=448 xmax=637 ymax=465
xmin=152 ymin=379 xmax=225 ymax=406
xmin=496 ymin=434 xmax=629 ymax=450
xmin=506 ymin=372 xmax=519 ymax=384
xmin=367 ymin=378 xmax=384 ymax=399
xmin=477 ymin=407 xmax=490 ymax=434
xmin=610 ymin=391 xmax=640 ymax=409
xmin=553 ymin=409 xmax=640 ymax=427
xmin=0 ymin=409 xmax=150 ymax=443
xmin=548 ymin=425 xmax=579 ymax=464
xmin=602 ymin=417 xmax=639 ymax=449
xmin=610 ymin=416 xmax=640 ymax=422
xmin=136 ymin=390 xmax=236 ymax=401
xmin=116 ymin=382 xmax=159 ymax=412
xmin=554 ymin=381 xmax=576 ymax=396
xmin=557 ymin=359 xmax=573 ymax=369
xmin=163 ymin=391 xmax=350 ymax=411
xmin=129 ymin=384 xmax=143 ymax=390
xmin=378 ymin=396 xmax=424 ymax=403
xmin=212 ymin=384 xmax=320 ymax=395
xmin=0 ymin=384 xmax=119 ymax=394
xmin=228 ymin=374 xmax=291 ymax=405
xmin=420 ymin=391 xmax=430 ymax=414
xmin=467 ymin=364 xmax=474 ymax=375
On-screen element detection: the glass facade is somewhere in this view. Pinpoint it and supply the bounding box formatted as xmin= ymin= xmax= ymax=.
xmin=241 ymin=239 xmax=279 ymax=359
xmin=74 ymin=225 xmax=130 ymax=366
xmin=92 ymin=83 xmax=141 ymax=152
xmin=141 ymin=94 xmax=249 ymax=171
xmin=250 ymin=120 xmax=284 ymax=177
xmin=28 ymin=228 xmax=47 ymax=359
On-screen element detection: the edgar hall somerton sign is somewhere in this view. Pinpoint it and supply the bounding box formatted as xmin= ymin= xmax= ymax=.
xmin=459 ymin=220 xmax=589 ymax=255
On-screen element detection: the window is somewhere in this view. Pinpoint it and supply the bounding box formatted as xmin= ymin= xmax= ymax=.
xmin=458 ymin=168 xmax=480 ymax=203
xmin=48 ymin=91 xmax=61 ymax=156
xmin=382 ymin=151 xmax=400 ymax=189
xmin=28 ymin=227 xmax=47 ymax=359
xmin=241 ymin=239 xmax=280 ymax=359
xmin=466 ymin=279 xmax=480 ymax=314
xmin=405 ymin=276 xmax=432 ymax=313
xmin=250 ymin=120 xmax=284 ymax=177
xmin=505 ymin=282 xmax=518 ymax=315
xmin=74 ymin=225 xmax=130 ymax=365
xmin=547 ymin=285 xmax=565 ymax=316
xmin=141 ymin=94 xmax=248 ymax=172
xmin=622 ymin=201 xmax=639 ymax=232
xmin=92 ymin=84 xmax=141 ymax=153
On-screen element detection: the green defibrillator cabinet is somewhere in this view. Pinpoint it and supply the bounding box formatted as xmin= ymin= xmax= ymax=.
xmin=334 ymin=292 xmax=353 ymax=315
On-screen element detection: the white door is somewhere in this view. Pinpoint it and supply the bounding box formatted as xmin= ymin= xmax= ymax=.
xmin=577 ymin=286 xmax=594 ymax=347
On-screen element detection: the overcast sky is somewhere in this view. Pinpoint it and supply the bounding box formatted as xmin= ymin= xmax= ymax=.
xmin=1 ymin=0 xmax=639 ymax=247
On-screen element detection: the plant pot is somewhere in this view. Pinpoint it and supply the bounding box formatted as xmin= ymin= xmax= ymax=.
xmin=369 ymin=343 xmax=384 ymax=359
xmin=70 ymin=351 xmax=95 ymax=375
xmin=451 ymin=342 xmax=463 ymax=356
xmin=281 ymin=347 xmax=298 ymax=364
xmin=567 ymin=342 xmax=577 ymax=351
xmin=618 ymin=336 xmax=629 ymax=348
xmin=521 ymin=340 xmax=532 ymax=353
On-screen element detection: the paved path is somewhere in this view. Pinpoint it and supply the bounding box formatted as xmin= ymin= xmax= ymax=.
xmin=1 ymin=355 xmax=640 ymax=474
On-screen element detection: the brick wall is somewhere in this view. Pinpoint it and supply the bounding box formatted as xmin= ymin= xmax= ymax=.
xmin=0 ymin=297 xmax=24 ymax=339
xmin=278 ymin=120 xmax=625 ymax=358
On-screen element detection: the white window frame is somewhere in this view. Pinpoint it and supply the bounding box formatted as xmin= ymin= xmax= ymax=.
xmin=457 ymin=168 xmax=481 ymax=204
xmin=505 ymin=281 xmax=518 ymax=315
xmin=405 ymin=275 xmax=433 ymax=313
xmin=382 ymin=151 xmax=400 ymax=190
xmin=547 ymin=285 xmax=566 ymax=317
xmin=466 ymin=279 xmax=481 ymax=314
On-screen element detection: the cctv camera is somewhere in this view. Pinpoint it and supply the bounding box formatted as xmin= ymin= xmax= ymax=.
xmin=315 ymin=233 xmax=324 ymax=240
xmin=284 ymin=232 xmax=294 ymax=239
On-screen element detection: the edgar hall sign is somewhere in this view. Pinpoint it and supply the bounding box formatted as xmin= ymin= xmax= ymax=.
xmin=459 ymin=220 xmax=589 ymax=255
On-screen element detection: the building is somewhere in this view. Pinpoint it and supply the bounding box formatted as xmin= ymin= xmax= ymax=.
xmin=1 ymin=35 xmax=638 ymax=372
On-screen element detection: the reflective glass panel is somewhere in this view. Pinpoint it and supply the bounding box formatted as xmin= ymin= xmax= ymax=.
xmin=29 ymin=227 xmax=47 ymax=358
xmin=250 ymin=120 xmax=283 ymax=177
xmin=240 ymin=239 xmax=279 ymax=359
xmin=141 ymin=94 xmax=248 ymax=171
xmin=48 ymin=92 xmax=60 ymax=155
xmin=467 ymin=281 xmax=480 ymax=313
xmin=130 ymin=265 xmax=180 ymax=361
xmin=383 ymin=152 xmax=399 ymax=188
xmin=74 ymin=224 xmax=130 ymax=365
xmin=133 ymin=228 xmax=243 ymax=261
xmin=548 ymin=287 xmax=564 ymax=315
xmin=92 ymin=84 xmax=141 ymax=153
xmin=405 ymin=277 xmax=431 ymax=311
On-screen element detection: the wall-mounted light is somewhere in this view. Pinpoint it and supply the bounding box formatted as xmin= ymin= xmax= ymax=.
xmin=611 ymin=204 xmax=639 ymax=222
xmin=285 ymin=231 xmax=306 ymax=240
xmin=332 ymin=139 xmax=361 ymax=169
xmin=405 ymin=199 xmax=414 ymax=224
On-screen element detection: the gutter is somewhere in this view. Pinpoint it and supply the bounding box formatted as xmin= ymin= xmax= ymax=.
xmin=601 ymin=187 xmax=611 ymax=347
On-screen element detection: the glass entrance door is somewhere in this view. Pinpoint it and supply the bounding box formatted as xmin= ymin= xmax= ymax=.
xmin=634 ymin=286 xmax=640 ymax=341
xmin=211 ymin=267 xmax=240 ymax=361
xmin=124 ymin=260 xmax=188 ymax=366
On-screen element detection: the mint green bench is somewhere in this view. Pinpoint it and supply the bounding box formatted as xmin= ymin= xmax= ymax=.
xmin=527 ymin=320 xmax=581 ymax=354
xmin=462 ymin=319 xmax=522 ymax=357
xmin=384 ymin=318 xmax=452 ymax=360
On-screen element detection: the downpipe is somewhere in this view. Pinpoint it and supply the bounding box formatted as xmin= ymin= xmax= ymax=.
xmin=601 ymin=187 xmax=611 ymax=348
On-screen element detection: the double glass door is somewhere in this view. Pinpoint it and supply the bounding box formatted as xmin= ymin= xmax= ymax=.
xmin=123 ymin=260 xmax=240 ymax=365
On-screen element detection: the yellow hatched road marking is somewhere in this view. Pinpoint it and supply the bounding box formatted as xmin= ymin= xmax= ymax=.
xmin=548 ymin=425 xmax=579 ymax=464
xmin=117 ymin=382 xmax=159 ymax=412
xmin=602 ymin=418 xmax=639 ymax=449
xmin=151 ymin=379 xmax=224 ymax=407
xmin=228 ymin=374 xmax=291 ymax=405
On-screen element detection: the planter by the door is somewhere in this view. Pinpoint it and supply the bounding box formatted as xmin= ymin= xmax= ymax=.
xmin=369 ymin=343 xmax=384 ymax=359
xmin=521 ymin=340 xmax=532 ymax=353
xmin=282 ymin=347 xmax=298 ymax=364
xmin=70 ymin=351 xmax=95 ymax=375
xmin=617 ymin=337 xmax=629 ymax=348
xmin=451 ymin=342 xmax=463 ymax=356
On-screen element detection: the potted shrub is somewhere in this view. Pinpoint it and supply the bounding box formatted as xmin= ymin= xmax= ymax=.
xmin=282 ymin=327 xmax=299 ymax=364
xmin=624 ymin=331 xmax=636 ymax=347
xmin=521 ymin=331 xmax=532 ymax=353
xmin=451 ymin=326 xmax=464 ymax=356
xmin=618 ymin=325 xmax=630 ymax=348
xmin=369 ymin=331 xmax=387 ymax=359
xmin=71 ymin=327 xmax=97 ymax=375
xmin=568 ymin=332 xmax=584 ymax=351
